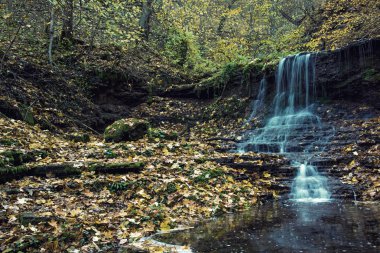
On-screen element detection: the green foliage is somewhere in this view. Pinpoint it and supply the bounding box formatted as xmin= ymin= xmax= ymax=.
xmin=109 ymin=181 xmax=132 ymax=192
xmin=304 ymin=0 xmax=380 ymax=50
xmin=104 ymin=149 xmax=118 ymax=159
xmin=163 ymin=28 xmax=213 ymax=74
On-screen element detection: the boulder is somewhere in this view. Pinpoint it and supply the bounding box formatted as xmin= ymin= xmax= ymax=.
xmin=104 ymin=118 xmax=149 ymax=142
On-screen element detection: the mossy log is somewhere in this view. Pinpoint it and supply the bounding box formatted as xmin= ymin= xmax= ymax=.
xmin=0 ymin=162 xmax=144 ymax=183
xmin=89 ymin=162 xmax=144 ymax=174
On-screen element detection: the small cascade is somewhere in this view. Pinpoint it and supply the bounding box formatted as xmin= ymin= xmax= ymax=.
xmin=291 ymin=163 xmax=330 ymax=202
xmin=246 ymin=78 xmax=267 ymax=123
xmin=239 ymin=53 xmax=333 ymax=202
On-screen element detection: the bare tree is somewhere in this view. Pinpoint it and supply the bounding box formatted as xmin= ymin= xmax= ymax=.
xmin=48 ymin=4 xmax=55 ymax=64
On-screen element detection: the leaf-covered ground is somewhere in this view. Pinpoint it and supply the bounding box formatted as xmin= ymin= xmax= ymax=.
xmin=0 ymin=96 xmax=286 ymax=252
xmin=1 ymin=96 xmax=379 ymax=252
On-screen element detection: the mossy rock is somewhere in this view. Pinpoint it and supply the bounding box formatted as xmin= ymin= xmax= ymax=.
xmin=104 ymin=118 xmax=150 ymax=142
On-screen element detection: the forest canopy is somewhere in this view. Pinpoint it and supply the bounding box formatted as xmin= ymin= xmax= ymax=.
xmin=1 ymin=0 xmax=379 ymax=74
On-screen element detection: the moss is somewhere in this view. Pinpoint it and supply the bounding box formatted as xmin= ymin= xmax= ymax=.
xmin=31 ymin=164 xmax=81 ymax=177
xmin=0 ymin=165 xmax=29 ymax=175
xmin=89 ymin=162 xmax=144 ymax=174
xmin=166 ymin=182 xmax=177 ymax=194
xmin=104 ymin=118 xmax=150 ymax=143
xmin=195 ymin=62 xmax=243 ymax=97
xmin=0 ymin=138 xmax=21 ymax=147
xmin=20 ymin=105 xmax=35 ymax=125
xmin=363 ymin=68 xmax=380 ymax=81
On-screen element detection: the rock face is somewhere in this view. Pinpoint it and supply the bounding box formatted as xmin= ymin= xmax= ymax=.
xmin=104 ymin=118 xmax=150 ymax=142
xmin=165 ymin=39 xmax=380 ymax=110
xmin=316 ymin=39 xmax=380 ymax=109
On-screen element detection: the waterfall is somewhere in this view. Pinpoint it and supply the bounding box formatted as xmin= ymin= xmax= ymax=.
xmin=239 ymin=53 xmax=332 ymax=202
xmin=247 ymin=78 xmax=267 ymax=123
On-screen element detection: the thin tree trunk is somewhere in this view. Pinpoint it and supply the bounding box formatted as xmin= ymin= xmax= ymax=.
xmin=48 ymin=6 xmax=55 ymax=65
xmin=139 ymin=0 xmax=153 ymax=40
xmin=61 ymin=0 xmax=74 ymax=41
xmin=89 ymin=17 xmax=101 ymax=51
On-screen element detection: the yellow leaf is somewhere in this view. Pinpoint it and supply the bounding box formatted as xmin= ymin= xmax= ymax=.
xmin=160 ymin=218 xmax=171 ymax=231
xmin=263 ymin=172 xmax=271 ymax=178
xmin=227 ymin=176 xmax=235 ymax=183
xmin=162 ymin=147 xmax=170 ymax=155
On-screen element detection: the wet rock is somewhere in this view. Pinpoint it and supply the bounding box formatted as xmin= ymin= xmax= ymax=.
xmin=104 ymin=118 xmax=150 ymax=142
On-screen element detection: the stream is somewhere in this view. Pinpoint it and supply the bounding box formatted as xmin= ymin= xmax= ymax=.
xmin=154 ymin=200 xmax=380 ymax=253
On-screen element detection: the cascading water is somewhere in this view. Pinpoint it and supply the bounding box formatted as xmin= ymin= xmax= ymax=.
xmin=246 ymin=78 xmax=267 ymax=123
xmin=239 ymin=53 xmax=333 ymax=202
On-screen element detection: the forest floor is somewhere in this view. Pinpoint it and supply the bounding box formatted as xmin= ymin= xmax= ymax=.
xmin=0 ymin=95 xmax=289 ymax=253
xmin=1 ymin=94 xmax=379 ymax=253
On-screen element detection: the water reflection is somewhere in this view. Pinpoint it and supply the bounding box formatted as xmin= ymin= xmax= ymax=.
xmin=154 ymin=201 xmax=380 ymax=253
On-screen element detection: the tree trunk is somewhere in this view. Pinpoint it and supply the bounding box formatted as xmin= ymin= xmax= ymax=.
xmin=48 ymin=6 xmax=55 ymax=65
xmin=139 ymin=0 xmax=153 ymax=40
xmin=217 ymin=0 xmax=237 ymax=36
xmin=61 ymin=0 xmax=74 ymax=41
